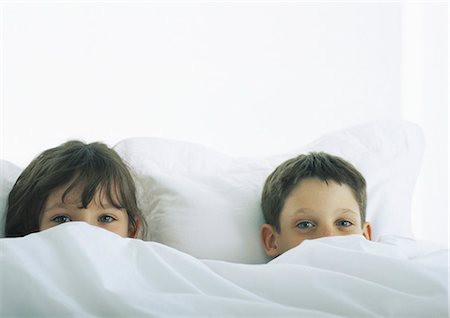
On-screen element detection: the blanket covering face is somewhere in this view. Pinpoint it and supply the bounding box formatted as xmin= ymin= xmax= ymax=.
xmin=1 ymin=223 xmax=447 ymax=317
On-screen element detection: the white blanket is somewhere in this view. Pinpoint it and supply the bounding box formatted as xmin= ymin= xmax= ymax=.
xmin=1 ymin=223 xmax=447 ymax=317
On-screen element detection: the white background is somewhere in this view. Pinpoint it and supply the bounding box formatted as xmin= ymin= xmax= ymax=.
xmin=1 ymin=1 xmax=448 ymax=246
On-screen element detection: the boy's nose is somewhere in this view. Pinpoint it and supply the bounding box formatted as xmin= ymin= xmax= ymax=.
xmin=319 ymin=226 xmax=337 ymax=238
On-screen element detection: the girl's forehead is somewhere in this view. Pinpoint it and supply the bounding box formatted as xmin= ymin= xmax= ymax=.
xmin=49 ymin=181 xmax=121 ymax=204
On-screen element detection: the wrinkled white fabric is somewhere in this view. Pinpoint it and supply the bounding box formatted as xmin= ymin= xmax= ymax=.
xmin=1 ymin=223 xmax=447 ymax=317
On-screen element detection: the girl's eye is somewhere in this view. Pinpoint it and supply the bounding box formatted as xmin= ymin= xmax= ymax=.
xmin=337 ymin=220 xmax=353 ymax=227
xmin=296 ymin=221 xmax=315 ymax=229
xmin=99 ymin=215 xmax=116 ymax=223
xmin=52 ymin=215 xmax=72 ymax=224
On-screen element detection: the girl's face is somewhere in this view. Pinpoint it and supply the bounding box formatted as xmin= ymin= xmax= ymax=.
xmin=39 ymin=182 xmax=131 ymax=237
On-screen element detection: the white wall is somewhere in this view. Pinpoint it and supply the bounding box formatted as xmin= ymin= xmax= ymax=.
xmin=400 ymin=2 xmax=448 ymax=246
xmin=1 ymin=1 xmax=447 ymax=246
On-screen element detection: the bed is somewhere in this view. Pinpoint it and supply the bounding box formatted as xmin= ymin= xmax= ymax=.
xmin=1 ymin=120 xmax=448 ymax=317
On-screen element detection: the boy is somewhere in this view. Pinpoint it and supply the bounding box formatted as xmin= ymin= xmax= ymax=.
xmin=260 ymin=152 xmax=371 ymax=258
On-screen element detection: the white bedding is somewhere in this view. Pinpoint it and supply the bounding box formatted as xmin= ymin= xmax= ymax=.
xmin=1 ymin=223 xmax=447 ymax=317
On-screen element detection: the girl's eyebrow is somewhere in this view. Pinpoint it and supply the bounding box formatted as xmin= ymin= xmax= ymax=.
xmin=43 ymin=202 xmax=69 ymax=212
xmin=45 ymin=201 xmax=122 ymax=211
xmin=97 ymin=203 xmax=122 ymax=210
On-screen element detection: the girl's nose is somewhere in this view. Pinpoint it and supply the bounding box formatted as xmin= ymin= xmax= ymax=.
xmin=77 ymin=212 xmax=96 ymax=226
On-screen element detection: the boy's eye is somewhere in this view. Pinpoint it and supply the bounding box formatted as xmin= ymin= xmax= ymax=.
xmin=337 ymin=220 xmax=353 ymax=227
xmin=296 ymin=221 xmax=315 ymax=229
xmin=51 ymin=215 xmax=72 ymax=224
xmin=99 ymin=215 xmax=116 ymax=223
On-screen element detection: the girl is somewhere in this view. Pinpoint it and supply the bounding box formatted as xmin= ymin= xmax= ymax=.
xmin=5 ymin=140 xmax=147 ymax=238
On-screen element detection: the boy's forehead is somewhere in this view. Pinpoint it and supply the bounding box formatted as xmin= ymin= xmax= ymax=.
xmin=282 ymin=179 xmax=361 ymax=212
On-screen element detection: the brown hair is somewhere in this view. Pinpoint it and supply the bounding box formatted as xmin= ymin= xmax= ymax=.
xmin=5 ymin=140 xmax=147 ymax=238
xmin=261 ymin=152 xmax=367 ymax=232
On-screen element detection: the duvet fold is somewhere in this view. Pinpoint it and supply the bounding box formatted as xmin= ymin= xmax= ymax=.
xmin=1 ymin=223 xmax=447 ymax=317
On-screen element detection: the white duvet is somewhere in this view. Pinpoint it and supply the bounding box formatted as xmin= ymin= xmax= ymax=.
xmin=1 ymin=223 xmax=448 ymax=317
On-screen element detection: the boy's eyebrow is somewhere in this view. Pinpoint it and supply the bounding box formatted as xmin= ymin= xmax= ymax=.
xmin=291 ymin=208 xmax=316 ymax=215
xmin=335 ymin=208 xmax=359 ymax=215
xmin=290 ymin=208 xmax=359 ymax=215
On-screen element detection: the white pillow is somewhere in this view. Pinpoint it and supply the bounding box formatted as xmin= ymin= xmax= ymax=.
xmin=0 ymin=160 xmax=23 ymax=237
xmin=114 ymin=120 xmax=424 ymax=264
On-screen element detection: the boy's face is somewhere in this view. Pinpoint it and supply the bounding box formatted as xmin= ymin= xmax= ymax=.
xmin=39 ymin=182 xmax=132 ymax=237
xmin=261 ymin=178 xmax=371 ymax=257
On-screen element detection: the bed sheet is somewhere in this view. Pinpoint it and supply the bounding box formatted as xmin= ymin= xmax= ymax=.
xmin=1 ymin=223 xmax=448 ymax=317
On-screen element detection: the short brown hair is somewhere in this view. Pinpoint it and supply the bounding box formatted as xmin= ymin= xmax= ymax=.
xmin=261 ymin=152 xmax=367 ymax=232
xmin=5 ymin=140 xmax=147 ymax=238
